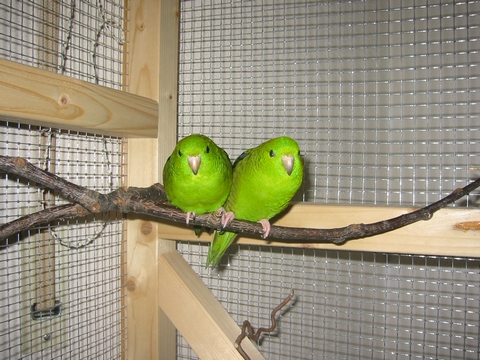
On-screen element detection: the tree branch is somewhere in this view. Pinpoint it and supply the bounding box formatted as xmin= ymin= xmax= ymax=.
xmin=0 ymin=155 xmax=479 ymax=246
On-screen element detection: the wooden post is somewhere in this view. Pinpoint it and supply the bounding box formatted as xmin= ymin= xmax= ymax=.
xmin=156 ymin=0 xmax=180 ymax=358
xmin=124 ymin=0 xmax=177 ymax=358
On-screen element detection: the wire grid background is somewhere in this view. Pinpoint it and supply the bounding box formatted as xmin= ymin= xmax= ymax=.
xmin=177 ymin=0 xmax=480 ymax=359
xmin=0 ymin=1 xmax=127 ymax=359
xmin=0 ymin=0 xmax=126 ymax=88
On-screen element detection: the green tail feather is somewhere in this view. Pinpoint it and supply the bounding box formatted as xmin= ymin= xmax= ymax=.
xmin=193 ymin=225 xmax=202 ymax=237
xmin=206 ymin=230 xmax=238 ymax=268
xmin=194 ymin=226 xmax=214 ymax=237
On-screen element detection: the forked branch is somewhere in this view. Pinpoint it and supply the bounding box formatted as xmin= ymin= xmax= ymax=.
xmin=0 ymin=155 xmax=479 ymax=246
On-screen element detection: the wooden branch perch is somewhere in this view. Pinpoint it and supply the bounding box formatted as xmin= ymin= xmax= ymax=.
xmin=1 ymin=155 xmax=479 ymax=247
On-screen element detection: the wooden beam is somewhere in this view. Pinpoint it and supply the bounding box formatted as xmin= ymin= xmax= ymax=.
xmin=125 ymin=214 xmax=162 ymax=359
xmin=155 ymin=0 xmax=181 ymax=358
xmin=124 ymin=0 xmax=180 ymax=359
xmin=0 ymin=58 xmax=158 ymax=137
xmin=158 ymin=250 xmax=265 ymax=360
xmin=157 ymin=203 xmax=480 ymax=258
xmin=124 ymin=0 xmax=172 ymax=358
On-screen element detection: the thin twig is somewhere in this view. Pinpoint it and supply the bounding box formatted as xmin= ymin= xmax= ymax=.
xmin=234 ymin=290 xmax=295 ymax=360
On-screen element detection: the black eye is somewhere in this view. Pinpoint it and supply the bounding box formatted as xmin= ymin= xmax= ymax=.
xmin=269 ymin=150 xmax=275 ymax=157
xmin=206 ymin=146 xmax=210 ymax=154
xmin=178 ymin=150 xmax=182 ymax=156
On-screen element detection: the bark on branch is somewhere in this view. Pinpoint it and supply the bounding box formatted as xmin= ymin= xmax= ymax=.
xmin=1 ymin=155 xmax=479 ymax=247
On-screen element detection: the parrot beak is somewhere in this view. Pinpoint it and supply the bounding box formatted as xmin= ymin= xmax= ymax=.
xmin=188 ymin=155 xmax=201 ymax=175
xmin=282 ymin=155 xmax=294 ymax=176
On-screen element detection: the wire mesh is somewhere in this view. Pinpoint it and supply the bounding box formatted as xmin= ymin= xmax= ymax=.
xmin=177 ymin=0 xmax=480 ymax=358
xmin=0 ymin=122 xmax=127 ymax=359
xmin=0 ymin=0 xmax=128 ymax=358
xmin=178 ymin=0 xmax=480 ymax=206
xmin=0 ymin=0 xmax=126 ymax=88
xmin=178 ymin=244 xmax=480 ymax=360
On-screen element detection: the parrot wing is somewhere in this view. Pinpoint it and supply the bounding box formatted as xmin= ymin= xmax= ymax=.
xmin=232 ymin=149 xmax=250 ymax=169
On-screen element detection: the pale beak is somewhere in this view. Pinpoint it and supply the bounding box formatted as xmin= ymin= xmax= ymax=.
xmin=188 ymin=155 xmax=201 ymax=175
xmin=282 ymin=155 xmax=294 ymax=176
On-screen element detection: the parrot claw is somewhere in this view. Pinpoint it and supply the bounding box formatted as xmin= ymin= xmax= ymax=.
xmin=258 ymin=219 xmax=271 ymax=238
xmin=221 ymin=211 xmax=235 ymax=228
xmin=185 ymin=211 xmax=196 ymax=225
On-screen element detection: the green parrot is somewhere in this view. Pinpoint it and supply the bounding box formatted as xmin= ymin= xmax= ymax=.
xmin=163 ymin=134 xmax=233 ymax=234
xmin=206 ymin=136 xmax=304 ymax=268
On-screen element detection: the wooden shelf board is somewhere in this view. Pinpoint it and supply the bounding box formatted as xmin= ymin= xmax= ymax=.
xmin=158 ymin=203 xmax=480 ymax=258
xmin=0 ymin=59 xmax=158 ymax=137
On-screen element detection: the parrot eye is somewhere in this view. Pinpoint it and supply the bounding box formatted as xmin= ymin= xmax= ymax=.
xmin=205 ymin=146 xmax=210 ymax=154
xmin=269 ymin=150 xmax=275 ymax=157
xmin=178 ymin=150 xmax=183 ymax=156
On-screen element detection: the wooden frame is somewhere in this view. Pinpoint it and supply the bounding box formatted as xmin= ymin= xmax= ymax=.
xmin=0 ymin=0 xmax=479 ymax=358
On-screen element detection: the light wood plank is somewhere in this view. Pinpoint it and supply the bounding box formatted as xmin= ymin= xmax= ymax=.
xmin=124 ymin=73 xmax=161 ymax=360
xmin=124 ymin=0 xmax=174 ymax=358
xmin=157 ymin=0 xmax=180 ymax=154
xmin=125 ymin=214 xmax=161 ymax=359
xmin=155 ymin=0 xmax=181 ymax=358
xmin=124 ymin=0 xmax=182 ymax=358
xmin=157 ymin=203 xmax=480 ymax=257
xmin=158 ymin=250 xmax=265 ymax=360
xmin=0 ymin=58 xmax=158 ymax=137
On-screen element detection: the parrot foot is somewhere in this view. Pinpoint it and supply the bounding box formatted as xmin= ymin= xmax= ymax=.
xmin=221 ymin=211 xmax=235 ymax=228
xmin=214 ymin=207 xmax=225 ymax=216
xmin=258 ymin=219 xmax=271 ymax=238
xmin=185 ymin=211 xmax=196 ymax=225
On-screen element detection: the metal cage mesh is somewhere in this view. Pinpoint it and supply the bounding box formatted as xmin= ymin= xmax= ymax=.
xmin=0 ymin=1 xmax=127 ymax=358
xmin=177 ymin=0 xmax=480 ymax=359
xmin=179 ymin=245 xmax=480 ymax=359
xmin=0 ymin=123 xmax=127 ymax=359
xmin=0 ymin=0 xmax=126 ymax=88
xmin=0 ymin=0 xmax=479 ymax=359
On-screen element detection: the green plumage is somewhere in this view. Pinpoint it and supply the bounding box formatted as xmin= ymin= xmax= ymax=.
xmin=206 ymin=136 xmax=304 ymax=268
xmin=163 ymin=134 xmax=233 ymax=234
